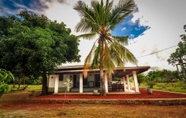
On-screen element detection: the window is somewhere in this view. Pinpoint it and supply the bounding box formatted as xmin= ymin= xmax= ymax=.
xmin=59 ymin=74 xmax=63 ymax=81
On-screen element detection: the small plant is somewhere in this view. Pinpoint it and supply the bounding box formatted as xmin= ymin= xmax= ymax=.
xmin=63 ymin=78 xmax=72 ymax=92
xmin=146 ymin=80 xmax=156 ymax=94
xmin=146 ymin=80 xmax=156 ymax=89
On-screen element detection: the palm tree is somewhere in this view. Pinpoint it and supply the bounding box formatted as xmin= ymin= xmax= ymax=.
xmin=74 ymin=0 xmax=138 ymax=96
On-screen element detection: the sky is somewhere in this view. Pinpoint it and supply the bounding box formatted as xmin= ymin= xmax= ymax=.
xmin=1 ymin=0 xmax=186 ymax=71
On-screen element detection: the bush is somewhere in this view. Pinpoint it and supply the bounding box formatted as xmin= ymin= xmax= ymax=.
xmin=0 ymin=83 xmax=9 ymax=98
xmin=146 ymin=81 xmax=156 ymax=88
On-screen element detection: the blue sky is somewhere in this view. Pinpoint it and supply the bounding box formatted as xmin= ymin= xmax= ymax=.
xmin=1 ymin=0 xmax=150 ymax=40
xmin=1 ymin=0 xmax=186 ymax=71
xmin=111 ymin=14 xmax=150 ymax=39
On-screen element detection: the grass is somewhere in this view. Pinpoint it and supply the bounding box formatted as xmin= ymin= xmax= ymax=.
xmin=26 ymin=85 xmax=42 ymax=91
xmin=7 ymin=81 xmax=186 ymax=94
xmin=140 ymin=82 xmax=186 ymax=93
xmin=8 ymin=84 xmax=42 ymax=92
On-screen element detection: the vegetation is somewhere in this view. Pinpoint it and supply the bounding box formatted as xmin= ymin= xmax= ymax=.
xmin=74 ymin=0 xmax=137 ymax=96
xmin=136 ymin=69 xmax=186 ymax=93
xmin=2 ymin=69 xmax=186 ymax=95
xmin=0 ymin=68 xmax=14 ymax=97
xmin=167 ymin=24 xmax=186 ymax=85
xmin=0 ymin=10 xmax=80 ymax=95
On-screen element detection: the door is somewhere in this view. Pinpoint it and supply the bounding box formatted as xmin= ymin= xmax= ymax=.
xmin=83 ymin=75 xmax=88 ymax=86
xmin=73 ymin=75 xmax=77 ymax=88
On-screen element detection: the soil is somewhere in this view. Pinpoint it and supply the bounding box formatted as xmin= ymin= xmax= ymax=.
xmin=0 ymin=88 xmax=186 ymax=118
xmin=33 ymin=88 xmax=186 ymax=100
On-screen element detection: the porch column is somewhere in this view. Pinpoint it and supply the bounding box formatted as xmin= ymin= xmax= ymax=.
xmin=54 ymin=75 xmax=59 ymax=94
xmin=123 ymin=77 xmax=126 ymax=92
xmin=79 ymin=74 xmax=83 ymax=93
xmin=133 ymin=71 xmax=139 ymax=92
xmin=126 ymin=75 xmax=131 ymax=91
xmin=104 ymin=74 xmax=108 ymax=93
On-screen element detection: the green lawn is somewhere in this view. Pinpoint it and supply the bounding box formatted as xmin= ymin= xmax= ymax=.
xmin=8 ymin=84 xmax=42 ymax=92
xmin=7 ymin=82 xmax=186 ymax=94
xmin=140 ymin=82 xmax=186 ymax=93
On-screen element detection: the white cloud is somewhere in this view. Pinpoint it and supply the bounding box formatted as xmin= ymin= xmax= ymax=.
xmin=43 ymin=0 xmax=186 ymax=70
xmin=122 ymin=27 xmax=126 ymax=31
xmin=127 ymin=0 xmax=186 ymax=70
xmin=2 ymin=0 xmax=184 ymax=70
xmin=44 ymin=0 xmax=94 ymax=66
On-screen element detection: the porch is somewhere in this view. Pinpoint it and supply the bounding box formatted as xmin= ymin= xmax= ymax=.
xmin=48 ymin=65 xmax=150 ymax=94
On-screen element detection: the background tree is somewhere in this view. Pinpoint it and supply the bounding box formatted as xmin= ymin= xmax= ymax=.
xmin=137 ymin=74 xmax=146 ymax=86
xmin=146 ymin=71 xmax=159 ymax=88
xmin=74 ymin=0 xmax=137 ymax=96
xmin=167 ymin=24 xmax=186 ymax=84
xmin=0 ymin=10 xmax=80 ymax=95
xmin=161 ymin=69 xmax=177 ymax=88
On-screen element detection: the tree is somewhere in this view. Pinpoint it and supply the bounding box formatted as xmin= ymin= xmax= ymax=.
xmin=161 ymin=69 xmax=177 ymax=88
xmin=0 ymin=15 xmax=20 ymax=39
xmin=0 ymin=68 xmax=14 ymax=98
xmin=137 ymin=74 xmax=146 ymax=86
xmin=167 ymin=24 xmax=186 ymax=83
xmin=74 ymin=0 xmax=137 ymax=96
xmin=146 ymin=71 xmax=158 ymax=88
xmin=0 ymin=10 xmax=80 ymax=95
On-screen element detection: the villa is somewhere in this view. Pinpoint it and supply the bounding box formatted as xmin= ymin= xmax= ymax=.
xmin=48 ymin=65 xmax=150 ymax=94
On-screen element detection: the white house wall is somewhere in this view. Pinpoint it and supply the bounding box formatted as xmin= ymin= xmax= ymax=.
xmin=48 ymin=74 xmax=56 ymax=88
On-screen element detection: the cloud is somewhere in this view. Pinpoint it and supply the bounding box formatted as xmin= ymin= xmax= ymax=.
xmin=111 ymin=13 xmax=150 ymax=39
xmin=29 ymin=0 xmax=69 ymax=13
xmin=1 ymin=0 xmax=186 ymax=71
xmin=0 ymin=0 xmax=70 ymax=17
xmin=121 ymin=27 xmax=126 ymax=31
xmin=126 ymin=0 xmax=186 ymax=70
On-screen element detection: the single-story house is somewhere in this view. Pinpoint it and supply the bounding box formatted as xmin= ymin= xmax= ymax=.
xmin=48 ymin=65 xmax=150 ymax=94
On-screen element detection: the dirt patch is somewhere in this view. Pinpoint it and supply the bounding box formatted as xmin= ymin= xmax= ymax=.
xmin=34 ymin=88 xmax=186 ymax=100
xmin=0 ymin=103 xmax=186 ymax=118
xmin=0 ymin=89 xmax=186 ymax=117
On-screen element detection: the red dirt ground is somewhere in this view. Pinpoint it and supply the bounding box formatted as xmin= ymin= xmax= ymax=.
xmin=33 ymin=88 xmax=186 ymax=100
xmin=1 ymin=88 xmax=186 ymax=117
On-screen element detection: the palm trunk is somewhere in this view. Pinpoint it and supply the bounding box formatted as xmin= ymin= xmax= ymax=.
xmin=100 ymin=35 xmax=106 ymax=96
xmin=42 ymin=70 xmax=48 ymax=95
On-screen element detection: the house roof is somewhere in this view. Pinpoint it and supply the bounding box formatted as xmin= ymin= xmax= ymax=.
xmin=55 ymin=65 xmax=150 ymax=78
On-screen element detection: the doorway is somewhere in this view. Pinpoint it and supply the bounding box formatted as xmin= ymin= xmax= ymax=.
xmin=94 ymin=74 xmax=100 ymax=87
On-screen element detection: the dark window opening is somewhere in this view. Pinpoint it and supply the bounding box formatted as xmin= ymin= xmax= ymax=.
xmin=83 ymin=75 xmax=88 ymax=85
xmin=59 ymin=74 xmax=63 ymax=81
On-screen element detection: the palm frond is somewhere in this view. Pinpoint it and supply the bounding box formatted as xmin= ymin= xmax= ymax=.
xmin=91 ymin=46 xmax=100 ymax=69
xmin=75 ymin=18 xmax=98 ymax=33
xmin=103 ymin=40 xmax=115 ymax=75
xmin=74 ymin=1 xmax=99 ymax=32
xmin=77 ymin=32 xmax=97 ymax=40
xmin=83 ymin=40 xmax=98 ymax=77
xmin=109 ymin=0 xmax=135 ymax=29
xmin=112 ymin=36 xmax=128 ymax=45
xmin=110 ymin=41 xmax=138 ymax=65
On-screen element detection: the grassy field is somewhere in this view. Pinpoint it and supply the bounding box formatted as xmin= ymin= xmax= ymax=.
xmin=140 ymin=82 xmax=186 ymax=93
xmin=7 ymin=81 xmax=186 ymax=94
xmin=8 ymin=84 xmax=42 ymax=92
